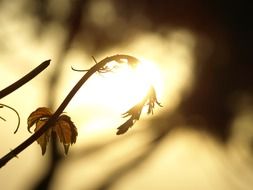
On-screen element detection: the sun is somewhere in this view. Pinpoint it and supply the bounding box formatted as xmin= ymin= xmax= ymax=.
xmin=62 ymin=56 xmax=162 ymax=108
xmin=89 ymin=57 xmax=163 ymax=111
xmin=68 ymin=56 xmax=163 ymax=135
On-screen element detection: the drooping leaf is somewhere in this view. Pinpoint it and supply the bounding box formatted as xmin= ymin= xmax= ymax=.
xmin=27 ymin=107 xmax=77 ymax=155
xmin=117 ymin=99 xmax=146 ymax=135
xmin=34 ymin=120 xmax=51 ymax=155
xmin=27 ymin=107 xmax=52 ymax=133
xmin=116 ymin=118 xmax=135 ymax=135
xmin=122 ymin=100 xmax=145 ymax=120
xmin=54 ymin=115 xmax=78 ymax=155
xmin=117 ymin=86 xmax=162 ymax=135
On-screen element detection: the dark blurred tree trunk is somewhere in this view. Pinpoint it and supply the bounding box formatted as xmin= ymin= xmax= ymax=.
xmin=32 ymin=1 xmax=88 ymax=189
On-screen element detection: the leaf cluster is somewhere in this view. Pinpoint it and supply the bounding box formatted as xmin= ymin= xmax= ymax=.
xmin=28 ymin=107 xmax=77 ymax=155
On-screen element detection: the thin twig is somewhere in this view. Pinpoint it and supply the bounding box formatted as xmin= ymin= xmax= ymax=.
xmin=0 ymin=60 xmax=51 ymax=99
xmin=0 ymin=54 xmax=139 ymax=168
xmin=0 ymin=116 xmax=6 ymax=121
xmin=0 ymin=103 xmax=20 ymax=133
xmin=0 ymin=60 xmax=50 ymax=133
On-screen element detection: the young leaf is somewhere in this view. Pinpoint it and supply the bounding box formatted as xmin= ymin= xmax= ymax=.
xmin=54 ymin=115 xmax=78 ymax=155
xmin=117 ymin=86 xmax=162 ymax=135
xmin=34 ymin=120 xmax=52 ymax=155
xmin=116 ymin=118 xmax=135 ymax=135
xmin=27 ymin=107 xmax=77 ymax=155
xmin=27 ymin=107 xmax=52 ymax=155
xmin=27 ymin=107 xmax=53 ymax=133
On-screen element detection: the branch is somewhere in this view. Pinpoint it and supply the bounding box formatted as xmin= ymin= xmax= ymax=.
xmin=0 ymin=60 xmax=50 ymax=99
xmin=0 ymin=54 xmax=139 ymax=168
xmin=0 ymin=60 xmax=50 ymax=133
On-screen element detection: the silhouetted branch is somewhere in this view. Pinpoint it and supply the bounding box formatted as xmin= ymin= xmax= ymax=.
xmin=0 ymin=60 xmax=50 ymax=99
xmin=0 ymin=60 xmax=50 ymax=135
xmin=0 ymin=54 xmax=140 ymax=168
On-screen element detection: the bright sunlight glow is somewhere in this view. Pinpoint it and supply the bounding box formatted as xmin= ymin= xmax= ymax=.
xmin=66 ymin=57 xmax=163 ymax=137
xmin=74 ymin=58 xmax=162 ymax=112
xmin=61 ymin=30 xmax=195 ymax=138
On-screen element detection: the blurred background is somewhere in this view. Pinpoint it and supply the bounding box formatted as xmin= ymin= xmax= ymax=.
xmin=1 ymin=0 xmax=253 ymax=189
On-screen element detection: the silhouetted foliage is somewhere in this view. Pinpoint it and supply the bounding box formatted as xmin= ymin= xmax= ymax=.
xmin=0 ymin=54 xmax=159 ymax=168
xmin=117 ymin=86 xmax=162 ymax=135
xmin=1 ymin=0 xmax=253 ymax=189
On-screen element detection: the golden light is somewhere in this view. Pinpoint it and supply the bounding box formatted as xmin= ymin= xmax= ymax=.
xmin=57 ymin=30 xmax=196 ymax=140
xmin=65 ymin=57 xmax=163 ymax=138
xmin=2 ymin=1 xmax=253 ymax=190
xmin=91 ymin=57 xmax=163 ymax=109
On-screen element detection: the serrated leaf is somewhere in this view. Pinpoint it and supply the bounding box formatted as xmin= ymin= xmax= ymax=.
xmin=117 ymin=101 xmax=145 ymax=135
xmin=117 ymin=86 xmax=162 ymax=135
xmin=34 ymin=120 xmax=51 ymax=155
xmin=116 ymin=118 xmax=134 ymax=135
xmin=27 ymin=107 xmax=78 ymax=155
xmin=54 ymin=115 xmax=78 ymax=155
xmin=27 ymin=107 xmax=52 ymax=133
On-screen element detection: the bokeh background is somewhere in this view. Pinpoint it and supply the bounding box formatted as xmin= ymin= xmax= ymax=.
xmin=1 ymin=0 xmax=253 ymax=189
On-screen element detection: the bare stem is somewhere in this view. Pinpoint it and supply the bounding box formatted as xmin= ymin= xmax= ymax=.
xmin=0 ymin=60 xmax=51 ymax=99
xmin=0 ymin=54 xmax=139 ymax=168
